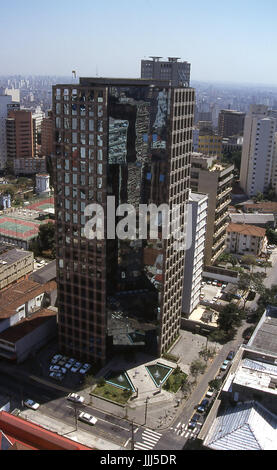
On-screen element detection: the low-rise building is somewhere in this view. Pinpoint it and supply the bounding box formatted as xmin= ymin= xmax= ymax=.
xmin=14 ymin=156 xmax=46 ymax=176
xmin=0 ymin=278 xmax=57 ymax=362
xmin=226 ymin=222 xmax=267 ymax=256
xmin=200 ymin=305 xmax=277 ymax=450
xmin=0 ymin=245 xmax=33 ymax=290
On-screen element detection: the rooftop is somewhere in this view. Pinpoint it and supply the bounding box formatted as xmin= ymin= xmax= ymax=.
xmin=0 ymin=279 xmax=57 ymax=319
xmin=247 ymin=306 xmax=277 ymax=356
xmin=204 ymin=401 xmax=277 ymax=450
xmin=0 ymin=308 xmax=56 ymax=344
xmin=230 ymin=213 xmax=275 ymax=225
xmin=233 ymin=358 xmax=277 ymax=397
xmin=0 ymin=247 xmax=32 ymax=267
xmin=29 ymin=260 xmax=56 ymax=284
xmin=227 ymin=222 xmax=266 ymax=237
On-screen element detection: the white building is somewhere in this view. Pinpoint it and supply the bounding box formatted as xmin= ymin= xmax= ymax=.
xmin=240 ymin=105 xmax=277 ymax=197
xmin=226 ymin=222 xmax=267 ymax=256
xmin=182 ymin=192 xmax=208 ymax=315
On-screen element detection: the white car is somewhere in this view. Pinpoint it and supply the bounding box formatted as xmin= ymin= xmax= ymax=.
xmin=65 ymin=358 xmax=76 ymax=369
xmin=49 ymin=365 xmax=61 ymax=372
xmin=78 ymin=411 xmax=97 ymax=425
xmin=206 ymin=389 xmax=214 ymax=398
xmin=79 ymin=363 xmax=91 ymax=375
xmin=67 ymin=393 xmax=85 ymax=404
xmin=71 ymin=362 xmax=82 ymax=373
xmin=24 ymin=399 xmax=40 ymax=410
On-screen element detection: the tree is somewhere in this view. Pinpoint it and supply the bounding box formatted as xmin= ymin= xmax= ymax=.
xmin=238 ymin=271 xmax=266 ymax=307
xmin=241 ymin=254 xmax=256 ymax=272
xmin=266 ymin=227 xmax=277 ymax=245
xmin=190 ymin=359 xmax=206 ymax=376
xmin=32 ymin=222 xmax=55 ymax=258
xmin=217 ymin=303 xmax=244 ymax=332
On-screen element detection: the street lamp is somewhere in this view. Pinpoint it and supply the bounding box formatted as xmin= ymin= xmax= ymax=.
xmin=144 ymin=396 xmax=150 ymax=425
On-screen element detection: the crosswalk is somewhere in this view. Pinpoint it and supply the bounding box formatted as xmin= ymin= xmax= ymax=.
xmin=134 ymin=428 xmax=163 ymax=451
xmin=170 ymin=421 xmax=200 ymax=439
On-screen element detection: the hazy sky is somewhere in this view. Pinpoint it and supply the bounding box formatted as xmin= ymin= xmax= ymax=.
xmin=1 ymin=0 xmax=277 ymax=85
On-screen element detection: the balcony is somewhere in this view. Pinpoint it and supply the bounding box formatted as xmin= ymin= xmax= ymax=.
xmin=215 ymin=198 xmax=231 ymax=214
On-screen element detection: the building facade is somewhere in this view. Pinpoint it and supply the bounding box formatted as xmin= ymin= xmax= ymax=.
xmin=6 ymin=110 xmax=34 ymax=168
xmin=141 ymin=57 xmax=190 ymax=87
xmin=53 ymin=78 xmax=194 ymax=364
xmin=190 ymin=153 xmax=234 ymax=265
xmin=182 ymin=192 xmax=208 ymax=316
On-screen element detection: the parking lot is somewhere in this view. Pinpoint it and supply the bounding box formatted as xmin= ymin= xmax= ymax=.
xmin=200 ymin=280 xmax=228 ymax=305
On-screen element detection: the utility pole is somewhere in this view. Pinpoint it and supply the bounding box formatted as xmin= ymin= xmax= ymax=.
xmin=144 ymin=397 xmax=149 ymax=426
xmin=131 ymin=420 xmax=135 ymax=450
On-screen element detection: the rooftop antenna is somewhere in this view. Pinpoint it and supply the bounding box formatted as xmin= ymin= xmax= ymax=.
xmin=72 ymin=70 xmax=77 ymax=79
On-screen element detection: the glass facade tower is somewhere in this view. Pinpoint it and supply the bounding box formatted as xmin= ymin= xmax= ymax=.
xmin=53 ymin=78 xmax=194 ymax=365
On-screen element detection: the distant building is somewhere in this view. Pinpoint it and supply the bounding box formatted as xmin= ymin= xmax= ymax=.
xmin=226 ymin=222 xmax=267 ymax=256
xmin=0 ymin=194 xmax=11 ymax=210
xmin=182 ymin=192 xmax=208 ymax=316
xmin=141 ymin=56 xmax=190 ymax=87
xmin=0 ymin=94 xmax=12 ymax=170
xmin=14 ymin=156 xmax=46 ymax=176
xmin=218 ymin=109 xmax=245 ymax=138
xmin=240 ymin=105 xmax=276 ymax=197
xmin=41 ymin=111 xmax=53 ymax=157
xmin=6 ymin=110 xmax=35 ymax=165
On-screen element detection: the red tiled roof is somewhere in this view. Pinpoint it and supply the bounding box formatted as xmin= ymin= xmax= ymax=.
xmin=0 ymin=279 xmax=57 ymax=319
xmin=227 ymin=223 xmax=266 ymax=237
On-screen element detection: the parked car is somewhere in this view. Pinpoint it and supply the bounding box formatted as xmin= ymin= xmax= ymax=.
xmin=24 ymin=399 xmax=40 ymax=410
xmin=220 ymin=360 xmax=230 ymax=371
xmin=49 ymin=365 xmax=61 ymax=372
xmin=79 ymin=363 xmax=91 ymax=375
xmin=206 ymin=389 xmax=214 ymax=398
xmin=49 ymin=371 xmax=63 ymax=381
xmin=207 ymin=280 xmax=212 ymax=285
xmin=212 ymin=280 xmax=218 ymax=286
xmin=67 ymin=393 xmax=84 ymax=404
xmin=65 ymin=358 xmax=76 ymax=369
xmin=51 ymin=354 xmax=62 ymax=364
xmin=227 ymin=351 xmax=235 ymax=361
xmin=188 ymin=421 xmax=197 ymax=430
xmin=58 ymin=356 xmax=68 ymax=366
xmin=197 ymin=399 xmax=209 ymax=413
xmin=71 ymin=362 xmax=82 ymax=373
xmin=191 ymin=413 xmax=201 ymax=423
xmin=78 ymin=411 xmax=97 ymax=425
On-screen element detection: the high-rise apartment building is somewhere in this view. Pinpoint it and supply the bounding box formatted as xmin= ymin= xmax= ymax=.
xmin=218 ymin=109 xmax=245 ymax=138
xmin=0 ymin=94 xmax=12 ymax=171
xmin=41 ymin=111 xmax=54 ymax=157
xmin=240 ymin=105 xmax=276 ymax=197
xmin=141 ymin=57 xmax=190 ymax=87
xmin=190 ymin=153 xmax=234 ymax=266
xmin=182 ymin=192 xmax=208 ymax=315
xmin=53 ymin=77 xmax=194 ymax=365
xmin=6 ymin=110 xmax=34 ymax=167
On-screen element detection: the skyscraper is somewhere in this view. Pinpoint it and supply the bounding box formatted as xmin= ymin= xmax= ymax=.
xmin=141 ymin=57 xmax=191 ymax=87
xmin=53 ymin=77 xmax=194 ymax=365
xmin=6 ymin=110 xmax=34 ymax=166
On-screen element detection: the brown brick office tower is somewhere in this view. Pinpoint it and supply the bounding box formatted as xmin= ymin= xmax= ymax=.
xmin=53 ymin=78 xmax=194 ymax=366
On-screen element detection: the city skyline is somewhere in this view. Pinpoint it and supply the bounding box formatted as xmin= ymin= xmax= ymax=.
xmin=1 ymin=0 xmax=277 ymax=86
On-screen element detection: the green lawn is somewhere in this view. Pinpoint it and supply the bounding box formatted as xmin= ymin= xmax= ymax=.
xmin=92 ymin=383 xmax=132 ymax=404
xmin=163 ymin=368 xmax=187 ymax=393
